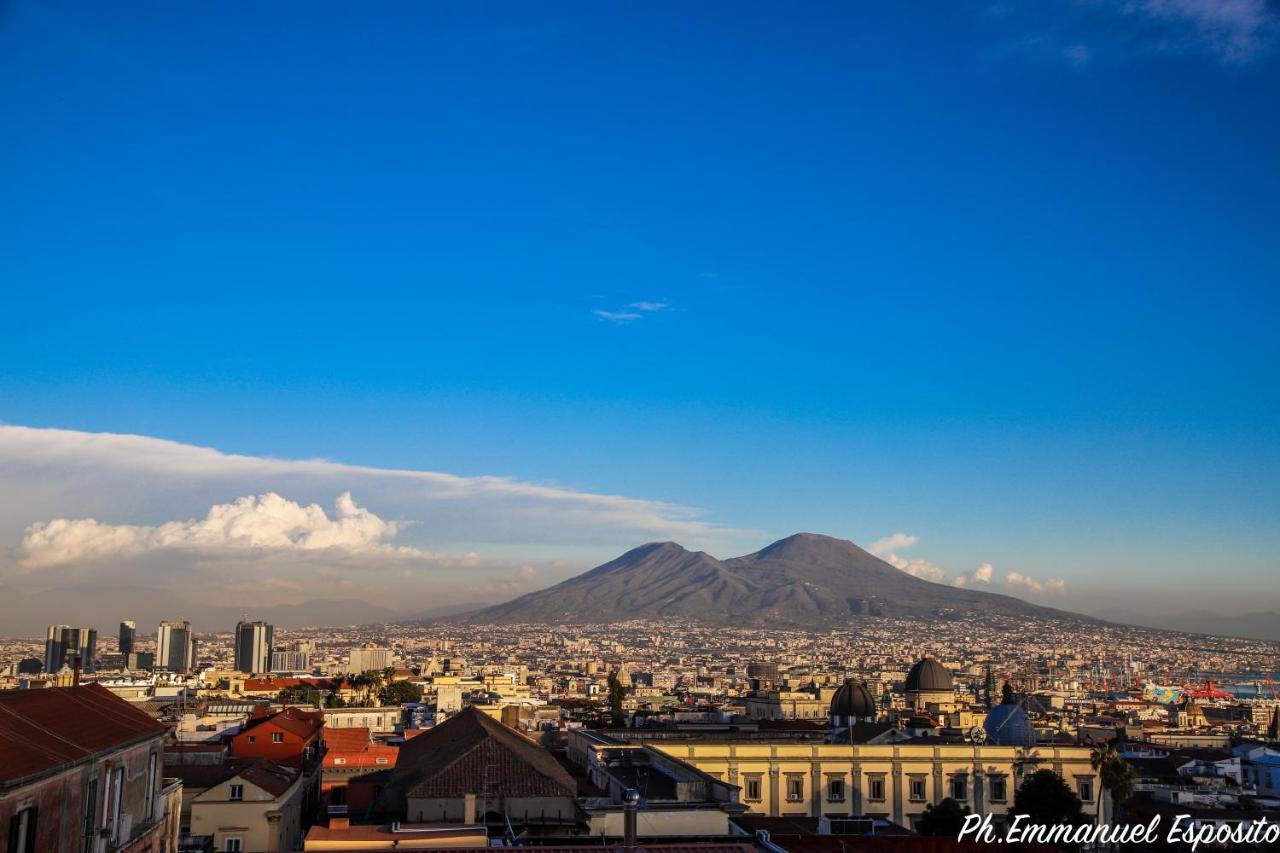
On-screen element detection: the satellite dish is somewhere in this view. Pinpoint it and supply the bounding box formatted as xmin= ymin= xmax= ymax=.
xmin=968 ymin=726 xmax=987 ymax=744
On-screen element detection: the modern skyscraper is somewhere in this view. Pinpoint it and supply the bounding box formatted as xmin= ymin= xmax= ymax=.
xmin=119 ymin=620 xmax=136 ymax=655
xmin=44 ymin=624 xmax=70 ymax=673
xmin=347 ymin=643 xmax=393 ymax=673
xmin=157 ymin=620 xmax=196 ymax=673
xmin=44 ymin=625 xmax=98 ymax=673
xmin=234 ymin=620 xmax=274 ymax=674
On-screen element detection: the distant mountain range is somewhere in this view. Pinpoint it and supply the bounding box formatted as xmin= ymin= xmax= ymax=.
xmin=450 ymin=532 xmax=1087 ymax=627
xmin=1093 ymin=607 xmax=1280 ymax=643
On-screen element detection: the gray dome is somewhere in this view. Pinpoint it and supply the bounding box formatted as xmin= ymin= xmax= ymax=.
xmin=984 ymin=702 xmax=1035 ymax=747
xmin=905 ymin=657 xmax=954 ymax=693
xmin=830 ymin=679 xmax=876 ymax=719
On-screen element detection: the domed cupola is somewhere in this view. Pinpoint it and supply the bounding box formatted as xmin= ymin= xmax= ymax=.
xmin=830 ymin=678 xmax=876 ymax=727
xmin=904 ymin=656 xmax=955 ymax=710
xmin=983 ymin=700 xmax=1036 ymax=747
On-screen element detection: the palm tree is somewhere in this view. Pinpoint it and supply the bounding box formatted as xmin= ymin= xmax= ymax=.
xmin=1091 ymin=743 xmax=1136 ymax=830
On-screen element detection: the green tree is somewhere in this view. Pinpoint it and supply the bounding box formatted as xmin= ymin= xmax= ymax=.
xmin=1011 ymin=769 xmax=1085 ymax=831
xmin=278 ymin=686 xmax=321 ymax=706
xmin=607 ymin=671 xmax=627 ymax=727
xmin=1091 ymin=743 xmax=1136 ymax=824
xmin=380 ymin=680 xmax=423 ymax=705
xmin=917 ymin=797 xmax=970 ymax=836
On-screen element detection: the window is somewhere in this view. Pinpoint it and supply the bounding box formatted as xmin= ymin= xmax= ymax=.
xmin=229 ymin=784 xmax=244 ymax=802
xmin=990 ymin=775 xmax=1008 ymax=803
xmin=375 ymin=756 xmax=389 ymax=764
xmin=108 ymin=767 xmax=124 ymax=843
xmin=744 ymin=775 xmax=762 ymax=801
xmin=950 ymin=776 xmax=967 ymax=801
xmin=144 ymin=753 xmax=157 ymax=821
xmin=826 ymin=776 xmax=845 ymax=802
xmin=82 ymin=777 xmax=98 ymax=853
xmin=909 ymin=776 xmax=926 ymax=802
xmin=9 ymin=806 xmax=38 ymax=853
xmin=272 ymin=732 xmax=284 ymax=743
xmin=1077 ymin=778 xmax=1094 ymax=803
xmin=225 ymin=838 xmax=243 ymax=852
xmin=786 ymin=774 xmax=804 ymax=802
xmin=333 ymin=758 xmax=347 ymax=765
xmin=868 ymin=775 xmax=885 ymax=802
xmin=247 ymin=735 xmax=256 ymax=744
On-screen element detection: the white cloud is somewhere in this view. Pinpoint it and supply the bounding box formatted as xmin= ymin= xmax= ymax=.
xmin=1005 ymin=570 xmax=1066 ymax=594
xmin=867 ymin=533 xmax=919 ymax=557
xmin=19 ymin=492 xmax=437 ymax=571
xmin=869 ymin=533 xmax=946 ymax=582
xmin=953 ymin=561 xmax=995 ymax=587
xmin=593 ymin=299 xmax=671 ymax=323
xmin=0 ymin=425 xmax=753 ymax=605
xmin=884 ymin=553 xmax=948 ymax=583
xmin=593 ymin=310 xmax=643 ymax=323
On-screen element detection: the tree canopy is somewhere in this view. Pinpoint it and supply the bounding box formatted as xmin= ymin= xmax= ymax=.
xmin=917 ymin=797 xmax=970 ymax=836
xmin=1011 ymin=769 xmax=1085 ymax=827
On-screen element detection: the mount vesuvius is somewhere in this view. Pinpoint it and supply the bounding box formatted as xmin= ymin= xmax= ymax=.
xmin=451 ymin=533 xmax=1083 ymax=626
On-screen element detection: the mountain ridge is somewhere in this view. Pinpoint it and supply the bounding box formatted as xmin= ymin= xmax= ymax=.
xmin=450 ymin=532 xmax=1087 ymax=627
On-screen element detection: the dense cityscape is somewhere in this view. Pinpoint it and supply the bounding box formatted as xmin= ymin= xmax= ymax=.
xmin=2 ymin=608 xmax=1278 ymax=851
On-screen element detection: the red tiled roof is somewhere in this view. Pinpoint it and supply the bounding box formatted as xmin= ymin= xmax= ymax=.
xmin=324 ymin=726 xmax=372 ymax=751
xmin=242 ymin=676 xmax=338 ymax=692
xmin=385 ymin=707 xmax=576 ymax=807
xmin=0 ymin=684 xmax=165 ymax=787
xmin=239 ymin=705 xmax=323 ymax=740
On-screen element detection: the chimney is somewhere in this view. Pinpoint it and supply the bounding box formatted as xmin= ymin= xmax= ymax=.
xmin=329 ymin=817 xmax=349 ymax=829
xmin=623 ymin=788 xmax=639 ymax=853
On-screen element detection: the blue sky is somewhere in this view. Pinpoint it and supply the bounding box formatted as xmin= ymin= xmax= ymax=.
xmin=1 ymin=1 xmax=1278 ymax=617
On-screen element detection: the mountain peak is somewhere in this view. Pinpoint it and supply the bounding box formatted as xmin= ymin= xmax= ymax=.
xmin=749 ymin=532 xmax=867 ymax=562
xmin=458 ymin=532 xmax=1081 ymax=627
xmin=619 ymin=541 xmax=690 ymax=559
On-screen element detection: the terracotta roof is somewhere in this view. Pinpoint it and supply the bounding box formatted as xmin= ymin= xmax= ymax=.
xmin=0 ymin=684 xmax=165 ymax=788
xmin=240 ymin=705 xmax=323 ymax=740
xmin=324 ymin=726 xmax=372 ymax=751
xmin=379 ymin=707 xmax=575 ymax=814
xmin=174 ymin=756 xmax=299 ymax=798
xmin=235 ymin=758 xmax=301 ymax=797
xmin=242 ymin=676 xmax=338 ymax=692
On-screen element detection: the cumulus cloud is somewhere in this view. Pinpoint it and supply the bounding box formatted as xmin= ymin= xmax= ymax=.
xmin=19 ymin=492 xmax=437 ymax=571
xmin=882 ymin=553 xmax=948 ymax=583
xmin=868 ymin=533 xmax=946 ymax=582
xmin=873 ymin=537 xmax=1057 ymax=595
xmin=1005 ymin=571 xmax=1067 ymax=594
xmin=868 ymin=533 xmax=919 ymax=556
xmin=952 ymin=561 xmax=995 ymax=588
xmin=0 ymin=425 xmax=745 ymax=549
xmin=0 ymin=424 xmax=754 ymax=617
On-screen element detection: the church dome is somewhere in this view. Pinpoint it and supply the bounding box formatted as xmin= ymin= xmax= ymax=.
xmin=984 ymin=702 xmax=1036 ymax=747
xmin=905 ymin=657 xmax=954 ymax=693
xmin=830 ymin=679 xmax=876 ymax=719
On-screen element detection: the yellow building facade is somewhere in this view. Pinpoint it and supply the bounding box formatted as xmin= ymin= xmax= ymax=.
xmin=650 ymin=741 xmax=1099 ymax=830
